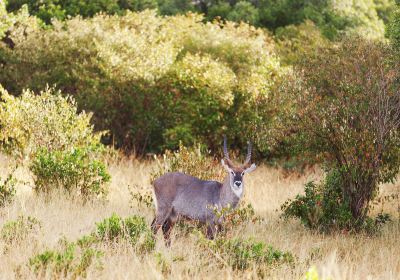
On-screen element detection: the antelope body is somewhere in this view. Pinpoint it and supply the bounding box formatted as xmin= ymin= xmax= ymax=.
xmin=151 ymin=138 xmax=256 ymax=243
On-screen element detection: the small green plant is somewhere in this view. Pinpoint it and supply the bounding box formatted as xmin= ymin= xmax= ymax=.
xmin=211 ymin=202 xmax=263 ymax=235
xmin=281 ymin=169 xmax=391 ymax=233
xmin=129 ymin=185 xmax=154 ymax=210
xmin=30 ymin=146 xmax=110 ymax=198
xmin=0 ymin=169 xmax=17 ymax=207
xmin=29 ymin=239 xmax=103 ymax=279
xmin=151 ymin=142 xmax=225 ymax=183
xmin=198 ymin=235 xmax=294 ymax=271
xmin=1 ymin=215 xmax=41 ymax=244
xmin=95 ymin=213 xmax=155 ymax=252
xmin=154 ymin=252 xmax=171 ymax=275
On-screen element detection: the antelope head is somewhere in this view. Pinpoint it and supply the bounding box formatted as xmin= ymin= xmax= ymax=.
xmin=221 ymin=136 xmax=256 ymax=198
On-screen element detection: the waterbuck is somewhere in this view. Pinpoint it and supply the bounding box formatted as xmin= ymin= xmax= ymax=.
xmin=151 ymin=138 xmax=256 ymax=244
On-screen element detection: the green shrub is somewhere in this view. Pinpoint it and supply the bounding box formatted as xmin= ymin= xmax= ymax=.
xmin=29 ymin=147 xmax=110 ymax=197
xmin=198 ymin=235 xmax=294 ymax=271
xmin=0 ymin=85 xmax=102 ymax=159
xmin=275 ymin=20 xmax=330 ymax=66
xmin=95 ymin=213 xmax=155 ymax=252
xmin=281 ymin=169 xmax=391 ymax=233
xmin=0 ymin=85 xmax=111 ymax=198
xmin=212 ymin=202 xmax=263 ymax=233
xmin=29 ymin=239 xmax=103 ymax=278
xmin=271 ymin=38 xmax=400 ymax=227
xmin=0 ymin=11 xmax=286 ymax=154
xmin=6 ymin=0 xmax=391 ymax=42
xmin=387 ymin=1 xmax=400 ymax=50
xmin=6 ymin=0 xmax=159 ymax=24
xmin=0 ymin=169 xmax=17 ymax=206
xmin=1 ymin=215 xmax=41 ymax=243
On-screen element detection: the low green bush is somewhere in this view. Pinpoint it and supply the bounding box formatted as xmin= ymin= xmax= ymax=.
xmin=212 ymin=202 xmax=263 ymax=233
xmin=30 ymin=147 xmax=110 ymax=197
xmin=0 ymin=170 xmax=17 ymax=206
xmin=1 ymin=215 xmax=41 ymax=243
xmin=95 ymin=213 xmax=155 ymax=252
xmin=29 ymin=239 xmax=103 ymax=279
xmin=281 ymin=169 xmax=391 ymax=233
xmin=0 ymin=85 xmax=111 ymax=198
xmin=0 ymin=85 xmax=103 ymax=159
xmin=272 ymin=38 xmax=400 ymax=228
xmin=198 ymin=235 xmax=294 ymax=271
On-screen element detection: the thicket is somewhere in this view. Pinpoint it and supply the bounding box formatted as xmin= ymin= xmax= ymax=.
xmin=5 ymin=0 xmax=394 ymax=41
xmin=0 ymin=10 xmax=285 ymax=155
xmin=387 ymin=0 xmax=400 ymax=50
xmin=277 ymin=38 xmax=400 ymax=231
xmin=0 ymin=85 xmax=110 ymax=197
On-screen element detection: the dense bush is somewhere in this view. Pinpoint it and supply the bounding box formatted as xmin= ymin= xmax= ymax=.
xmin=6 ymin=0 xmax=158 ymax=23
xmin=0 ymin=86 xmax=102 ymax=158
xmin=281 ymin=169 xmax=390 ymax=233
xmin=0 ymin=85 xmax=111 ymax=197
xmin=198 ymin=235 xmax=294 ymax=271
xmin=95 ymin=213 xmax=155 ymax=252
xmin=30 ymin=147 xmax=110 ymax=197
xmin=29 ymin=239 xmax=103 ymax=278
xmin=387 ymin=1 xmax=400 ymax=50
xmin=273 ymin=38 xmax=400 ymax=228
xmin=5 ymin=0 xmax=393 ymax=41
xmin=275 ymin=20 xmax=330 ymax=65
xmin=0 ymin=11 xmax=286 ymax=154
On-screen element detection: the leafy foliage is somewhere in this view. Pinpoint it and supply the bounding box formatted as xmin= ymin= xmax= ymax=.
xmin=281 ymin=169 xmax=392 ymax=233
xmin=387 ymin=1 xmax=400 ymax=49
xmin=275 ymin=20 xmax=330 ymax=65
xmin=6 ymin=0 xmax=393 ymax=41
xmin=211 ymin=202 xmax=263 ymax=235
xmin=0 ymin=86 xmax=102 ymax=159
xmin=6 ymin=0 xmax=158 ymax=23
xmin=95 ymin=213 xmax=155 ymax=252
xmin=1 ymin=215 xmax=41 ymax=243
xmin=198 ymin=235 xmax=294 ymax=271
xmin=29 ymin=239 xmax=103 ymax=279
xmin=0 ymin=168 xmax=17 ymax=206
xmin=272 ymin=38 xmax=400 ymax=225
xmin=30 ymin=147 xmax=110 ymax=197
xmin=0 ymin=11 xmax=285 ymax=154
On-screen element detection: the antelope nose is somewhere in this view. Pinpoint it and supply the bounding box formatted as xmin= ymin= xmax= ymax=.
xmin=234 ymin=181 xmax=242 ymax=187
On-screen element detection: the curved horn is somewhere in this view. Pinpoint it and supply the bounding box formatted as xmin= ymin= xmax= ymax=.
xmin=244 ymin=141 xmax=252 ymax=166
xmin=223 ymin=136 xmax=230 ymax=160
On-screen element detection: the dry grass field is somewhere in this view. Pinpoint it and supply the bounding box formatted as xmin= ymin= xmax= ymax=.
xmin=0 ymin=154 xmax=399 ymax=280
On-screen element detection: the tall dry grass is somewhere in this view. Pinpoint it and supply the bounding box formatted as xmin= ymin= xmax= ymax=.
xmin=0 ymin=154 xmax=399 ymax=279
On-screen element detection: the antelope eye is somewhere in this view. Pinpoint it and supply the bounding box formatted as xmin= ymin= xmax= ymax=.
xmin=241 ymin=172 xmax=245 ymax=176
xmin=230 ymin=171 xmax=235 ymax=175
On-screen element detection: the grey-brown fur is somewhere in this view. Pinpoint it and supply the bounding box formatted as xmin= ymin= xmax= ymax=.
xmin=151 ymin=138 xmax=256 ymax=244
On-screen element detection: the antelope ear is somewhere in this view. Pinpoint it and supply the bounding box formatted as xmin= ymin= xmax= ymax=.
xmin=244 ymin=163 xmax=256 ymax=174
xmin=221 ymin=159 xmax=232 ymax=172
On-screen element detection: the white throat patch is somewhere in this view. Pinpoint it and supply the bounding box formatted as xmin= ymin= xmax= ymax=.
xmin=231 ymin=184 xmax=243 ymax=198
xmin=230 ymin=174 xmax=243 ymax=198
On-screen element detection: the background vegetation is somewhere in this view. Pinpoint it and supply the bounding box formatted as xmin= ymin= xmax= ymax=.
xmin=0 ymin=0 xmax=400 ymax=278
